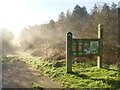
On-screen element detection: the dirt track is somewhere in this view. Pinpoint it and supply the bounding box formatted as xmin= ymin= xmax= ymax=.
xmin=2 ymin=56 xmax=61 ymax=88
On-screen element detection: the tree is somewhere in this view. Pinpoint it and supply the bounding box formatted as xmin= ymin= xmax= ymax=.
xmin=101 ymin=3 xmax=110 ymax=13
xmin=66 ymin=10 xmax=72 ymax=18
xmin=111 ymin=2 xmax=117 ymax=10
xmin=19 ymin=2 xmax=118 ymax=63
xmin=49 ymin=19 xmax=55 ymax=28
xmin=72 ymin=4 xmax=81 ymax=19
xmin=91 ymin=4 xmax=99 ymax=15
xmin=0 ymin=29 xmax=15 ymax=54
xmin=72 ymin=5 xmax=88 ymax=19
xmin=58 ymin=12 xmax=65 ymax=21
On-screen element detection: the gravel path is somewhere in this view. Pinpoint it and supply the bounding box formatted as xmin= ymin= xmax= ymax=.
xmin=2 ymin=56 xmax=61 ymax=88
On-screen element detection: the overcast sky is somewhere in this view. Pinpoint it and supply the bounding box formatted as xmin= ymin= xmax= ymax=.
xmin=0 ymin=0 xmax=119 ymax=37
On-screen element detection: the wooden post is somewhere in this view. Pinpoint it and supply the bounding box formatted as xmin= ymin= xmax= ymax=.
xmin=66 ymin=32 xmax=72 ymax=73
xmin=97 ymin=24 xmax=103 ymax=69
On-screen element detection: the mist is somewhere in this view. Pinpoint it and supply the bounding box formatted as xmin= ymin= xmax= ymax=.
xmin=19 ymin=3 xmax=118 ymax=63
xmin=1 ymin=2 xmax=118 ymax=63
xmin=0 ymin=29 xmax=16 ymax=55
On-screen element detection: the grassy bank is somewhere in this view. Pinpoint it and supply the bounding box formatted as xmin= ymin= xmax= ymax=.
xmin=13 ymin=54 xmax=120 ymax=89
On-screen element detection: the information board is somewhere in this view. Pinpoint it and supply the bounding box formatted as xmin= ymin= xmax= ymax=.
xmin=66 ymin=24 xmax=103 ymax=73
xmin=72 ymin=39 xmax=101 ymax=57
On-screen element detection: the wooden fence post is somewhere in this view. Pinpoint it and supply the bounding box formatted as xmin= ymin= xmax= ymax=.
xmin=66 ymin=32 xmax=72 ymax=73
xmin=97 ymin=24 xmax=103 ymax=69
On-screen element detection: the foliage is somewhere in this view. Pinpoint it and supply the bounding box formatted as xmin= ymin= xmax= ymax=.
xmin=19 ymin=2 xmax=118 ymax=64
xmin=18 ymin=54 xmax=120 ymax=89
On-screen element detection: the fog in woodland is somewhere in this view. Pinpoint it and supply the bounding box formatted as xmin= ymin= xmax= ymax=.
xmin=1 ymin=2 xmax=118 ymax=64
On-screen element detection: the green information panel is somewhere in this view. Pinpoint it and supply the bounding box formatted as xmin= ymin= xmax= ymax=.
xmin=72 ymin=39 xmax=77 ymax=56
xmin=90 ymin=41 xmax=99 ymax=54
xmin=83 ymin=41 xmax=90 ymax=55
xmin=78 ymin=40 xmax=83 ymax=55
xmin=72 ymin=43 xmax=76 ymax=51
xmin=72 ymin=39 xmax=101 ymax=56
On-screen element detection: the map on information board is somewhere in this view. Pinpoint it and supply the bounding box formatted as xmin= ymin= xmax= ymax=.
xmin=83 ymin=41 xmax=90 ymax=55
xmin=72 ymin=40 xmax=77 ymax=56
xmin=90 ymin=41 xmax=99 ymax=54
xmin=78 ymin=40 xmax=82 ymax=55
xmin=72 ymin=39 xmax=101 ymax=56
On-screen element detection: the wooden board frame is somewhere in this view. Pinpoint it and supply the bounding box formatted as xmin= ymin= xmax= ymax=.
xmin=66 ymin=24 xmax=103 ymax=73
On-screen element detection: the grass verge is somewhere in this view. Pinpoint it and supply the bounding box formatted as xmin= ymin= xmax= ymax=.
xmin=15 ymin=54 xmax=120 ymax=89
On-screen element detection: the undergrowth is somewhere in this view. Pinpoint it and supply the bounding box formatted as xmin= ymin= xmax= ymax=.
xmin=14 ymin=54 xmax=120 ymax=88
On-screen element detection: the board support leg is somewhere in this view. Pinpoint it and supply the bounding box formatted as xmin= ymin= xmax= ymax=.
xmin=97 ymin=24 xmax=103 ymax=69
xmin=66 ymin=32 xmax=72 ymax=73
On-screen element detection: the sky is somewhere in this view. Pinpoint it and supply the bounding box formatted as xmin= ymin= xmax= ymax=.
xmin=0 ymin=0 xmax=119 ymax=37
